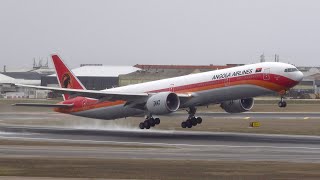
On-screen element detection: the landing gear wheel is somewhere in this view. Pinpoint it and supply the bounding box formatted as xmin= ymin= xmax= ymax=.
xmin=181 ymin=121 xmax=187 ymax=128
xmin=154 ymin=118 xmax=160 ymax=125
xmin=144 ymin=120 xmax=150 ymax=129
xmin=181 ymin=107 xmax=204 ymax=129
xmin=196 ymin=117 xmax=202 ymax=124
xmin=278 ymin=95 xmax=287 ymax=108
xmin=186 ymin=120 xmax=192 ymax=128
xmin=278 ymin=101 xmax=287 ymax=108
xmin=191 ymin=117 xmax=197 ymax=126
xmin=139 ymin=116 xmax=160 ymax=129
xmin=282 ymin=101 xmax=287 ymax=107
xmin=149 ymin=118 xmax=156 ymax=127
xmin=139 ymin=122 xmax=144 ymax=129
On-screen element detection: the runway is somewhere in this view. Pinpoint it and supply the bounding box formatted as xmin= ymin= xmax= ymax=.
xmin=1 ymin=125 xmax=320 ymax=163
xmin=1 ymin=111 xmax=320 ymax=163
xmin=171 ymin=112 xmax=320 ymax=119
xmin=2 ymin=111 xmax=320 ymax=120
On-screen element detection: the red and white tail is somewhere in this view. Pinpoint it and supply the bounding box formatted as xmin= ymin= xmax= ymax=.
xmin=51 ymin=54 xmax=86 ymax=100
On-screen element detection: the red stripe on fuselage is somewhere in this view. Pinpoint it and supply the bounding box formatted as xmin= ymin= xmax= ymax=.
xmin=149 ymin=73 xmax=297 ymax=93
xmin=55 ymin=73 xmax=298 ymax=113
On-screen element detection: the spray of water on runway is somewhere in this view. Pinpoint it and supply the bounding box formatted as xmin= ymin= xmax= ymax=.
xmin=62 ymin=117 xmax=177 ymax=133
xmin=64 ymin=118 xmax=143 ymax=131
xmin=0 ymin=131 xmax=15 ymax=135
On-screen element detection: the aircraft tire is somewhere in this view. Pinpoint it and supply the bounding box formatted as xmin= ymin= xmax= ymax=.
xmin=139 ymin=122 xmax=144 ymax=129
xmin=181 ymin=121 xmax=187 ymax=128
xmin=144 ymin=121 xmax=151 ymax=129
xmin=191 ymin=117 xmax=197 ymax=126
xmin=155 ymin=118 xmax=160 ymax=125
xmin=186 ymin=120 xmax=192 ymax=128
xmin=196 ymin=117 xmax=202 ymax=124
xmin=278 ymin=101 xmax=287 ymax=108
xmin=149 ymin=118 xmax=156 ymax=127
xmin=283 ymin=101 xmax=287 ymax=107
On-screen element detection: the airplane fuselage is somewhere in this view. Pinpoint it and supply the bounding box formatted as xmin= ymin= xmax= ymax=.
xmin=55 ymin=62 xmax=303 ymax=120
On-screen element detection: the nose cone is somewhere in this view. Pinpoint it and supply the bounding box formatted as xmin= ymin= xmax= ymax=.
xmin=295 ymin=71 xmax=304 ymax=82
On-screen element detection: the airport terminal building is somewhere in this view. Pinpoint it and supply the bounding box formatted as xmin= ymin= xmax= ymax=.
xmin=0 ymin=62 xmax=138 ymax=98
xmin=41 ymin=64 xmax=139 ymax=90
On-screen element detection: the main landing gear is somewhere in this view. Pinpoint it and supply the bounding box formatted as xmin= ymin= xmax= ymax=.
xmin=181 ymin=107 xmax=203 ymax=129
xmin=278 ymin=97 xmax=287 ymax=108
xmin=139 ymin=116 xmax=160 ymax=129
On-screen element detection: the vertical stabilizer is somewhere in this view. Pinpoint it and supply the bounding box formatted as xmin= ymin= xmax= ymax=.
xmin=51 ymin=54 xmax=86 ymax=100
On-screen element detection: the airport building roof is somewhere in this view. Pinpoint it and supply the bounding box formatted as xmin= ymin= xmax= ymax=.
xmin=0 ymin=73 xmax=15 ymax=83
xmin=0 ymin=73 xmax=40 ymax=85
xmin=50 ymin=65 xmax=140 ymax=77
xmin=133 ymin=64 xmax=237 ymax=70
xmin=1 ymin=72 xmax=42 ymax=80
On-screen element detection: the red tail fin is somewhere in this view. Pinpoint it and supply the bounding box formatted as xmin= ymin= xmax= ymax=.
xmin=51 ymin=54 xmax=86 ymax=100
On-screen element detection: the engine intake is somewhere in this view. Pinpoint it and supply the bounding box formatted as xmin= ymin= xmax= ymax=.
xmin=220 ymin=98 xmax=254 ymax=113
xmin=146 ymin=92 xmax=180 ymax=115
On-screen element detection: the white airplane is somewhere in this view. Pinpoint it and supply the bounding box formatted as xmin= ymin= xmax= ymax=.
xmin=15 ymin=55 xmax=304 ymax=129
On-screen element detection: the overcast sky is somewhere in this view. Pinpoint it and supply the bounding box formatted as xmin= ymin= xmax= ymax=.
xmin=0 ymin=0 xmax=320 ymax=69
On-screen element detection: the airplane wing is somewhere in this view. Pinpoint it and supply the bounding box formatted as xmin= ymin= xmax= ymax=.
xmin=15 ymin=84 xmax=192 ymax=102
xmin=13 ymin=103 xmax=73 ymax=108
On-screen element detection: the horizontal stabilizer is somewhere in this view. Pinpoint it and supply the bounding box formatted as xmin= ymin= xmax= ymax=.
xmin=13 ymin=103 xmax=73 ymax=108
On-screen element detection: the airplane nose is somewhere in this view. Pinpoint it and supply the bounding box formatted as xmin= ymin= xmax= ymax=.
xmin=295 ymin=71 xmax=304 ymax=82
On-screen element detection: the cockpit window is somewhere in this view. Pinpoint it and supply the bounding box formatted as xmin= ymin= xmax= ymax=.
xmin=284 ymin=68 xmax=298 ymax=72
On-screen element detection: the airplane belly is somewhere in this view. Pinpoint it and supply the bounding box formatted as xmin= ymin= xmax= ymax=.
xmin=181 ymin=84 xmax=273 ymax=107
xmin=71 ymin=105 xmax=144 ymax=120
xmin=71 ymin=85 xmax=275 ymax=118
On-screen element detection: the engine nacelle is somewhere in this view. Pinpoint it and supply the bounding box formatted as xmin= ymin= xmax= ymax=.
xmin=220 ymin=98 xmax=254 ymax=113
xmin=146 ymin=92 xmax=180 ymax=115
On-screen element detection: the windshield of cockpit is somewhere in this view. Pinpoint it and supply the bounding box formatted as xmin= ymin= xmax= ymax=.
xmin=284 ymin=68 xmax=298 ymax=72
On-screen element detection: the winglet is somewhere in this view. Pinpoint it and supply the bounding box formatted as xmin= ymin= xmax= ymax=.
xmin=51 ymin=54 xmax=86 ymax=100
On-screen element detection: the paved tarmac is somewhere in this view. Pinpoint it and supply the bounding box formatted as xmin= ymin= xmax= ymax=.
xmin=1 ymin=125 xmax=320 ymax=163
xmin=2 ymin=111 xmax=320 ymax=120
xmin=169 ymin=112 xmax=320 ymax=119
xmin=1 ymin=111 xmax=320 ymax=163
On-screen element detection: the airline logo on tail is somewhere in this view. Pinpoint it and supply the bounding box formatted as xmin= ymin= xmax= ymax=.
xmin=51 ymin=55 xmax=86 ymax=100
xmin=62 ymin=73 xmax=72 ymax=88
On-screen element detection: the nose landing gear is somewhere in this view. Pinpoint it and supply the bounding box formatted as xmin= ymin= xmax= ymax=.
xmin=278 ymin=97 xmax=287 ymax=108
xmin=278 ymin=90 xmax=288 ymax=108
xmin=181 ymin=107 xmax=203 ymax=129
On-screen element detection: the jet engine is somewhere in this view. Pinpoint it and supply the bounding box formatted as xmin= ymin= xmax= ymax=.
xmin=146 ymin=92 xmax=180 ymax=115
xmin=220 ymin=98 xmax=254 ymax=113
